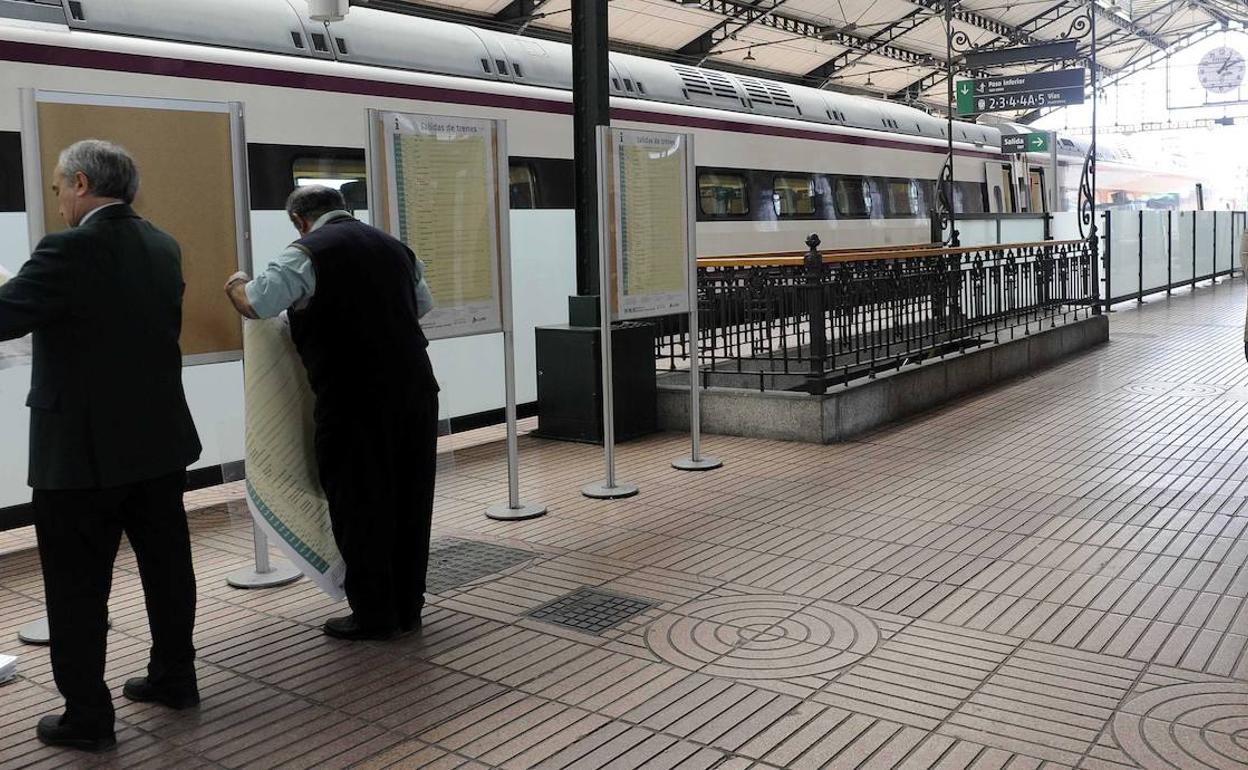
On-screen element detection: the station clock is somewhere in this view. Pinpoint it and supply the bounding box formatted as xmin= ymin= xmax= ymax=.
xmin=1197 ymin=46 xmax=1245 ymax=94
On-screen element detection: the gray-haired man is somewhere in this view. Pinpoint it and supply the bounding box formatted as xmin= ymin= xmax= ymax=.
xmin=226 ymin=185 xmax=439 ymax=642
xmin=0 ymin=140 xmax=203 ymax=751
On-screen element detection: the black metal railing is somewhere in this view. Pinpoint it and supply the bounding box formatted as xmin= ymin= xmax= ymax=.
xmin=657 ymin=235 xmax=1097 ymax=395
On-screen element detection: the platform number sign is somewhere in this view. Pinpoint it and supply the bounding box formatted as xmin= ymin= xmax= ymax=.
xmin=957 ymin=69 xmax=1085 ymax=115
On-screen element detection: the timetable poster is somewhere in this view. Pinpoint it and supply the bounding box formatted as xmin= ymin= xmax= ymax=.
xmin=383 ymin=113 xmax=503 ymax=339
xmin=610 ymin=128 xmax=692 ymax=320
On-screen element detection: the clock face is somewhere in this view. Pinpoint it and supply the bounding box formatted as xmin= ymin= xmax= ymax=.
xmin=1198 ymin=46 xmax=1245 ymax=94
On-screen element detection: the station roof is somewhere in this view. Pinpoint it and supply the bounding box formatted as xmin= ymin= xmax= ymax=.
xmin=359 ymin=0 xmax=1248 ymax=122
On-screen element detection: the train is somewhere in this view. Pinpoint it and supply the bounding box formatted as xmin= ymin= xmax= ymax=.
xmin=0 ymin=0 xmax=1201 ymax=507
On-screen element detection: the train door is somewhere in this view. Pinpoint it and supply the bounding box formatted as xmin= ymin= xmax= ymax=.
xmin=1027 ymin=167 xmax=1047 ymax=213
xmin=985 ymin=162 xmax=1016 ymax=213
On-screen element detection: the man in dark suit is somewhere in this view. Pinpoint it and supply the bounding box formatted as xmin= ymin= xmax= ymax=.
xmin=225 ymin=185 xmax=439 ymax=642
xmin=0 ymin=140 xmax=203 ymax=751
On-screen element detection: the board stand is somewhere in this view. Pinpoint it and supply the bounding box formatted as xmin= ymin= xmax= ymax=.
xmin=583 ymin=126 xmax=638 ymax=501
xmin=486 ymin=161 xmax=547 ymax=521
xmin=672 ymin=139 xmax=721 ymax=474
xmin=227 ymin=522 xmax=301 ymax=589
xmin=18 ymin=616 xmax=111 ymax=646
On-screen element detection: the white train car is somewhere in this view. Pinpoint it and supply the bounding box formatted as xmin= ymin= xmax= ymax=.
xmin=0 ymin=1 xmax=1199 ymax=508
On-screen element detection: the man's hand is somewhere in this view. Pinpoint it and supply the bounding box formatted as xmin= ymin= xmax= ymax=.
xmin=224 ymin=271 xmax=259 ymax=319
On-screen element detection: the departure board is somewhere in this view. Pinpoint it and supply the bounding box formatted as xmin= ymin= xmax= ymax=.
xmin=608 ymin=129 xmax=693 ymax=320
xmin=380 ymin=113 xmax=504 ymax=339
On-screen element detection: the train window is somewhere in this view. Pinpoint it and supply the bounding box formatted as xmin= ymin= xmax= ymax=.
xmin=335 ymin=37 xmax=348 ymax=55
xmin=509 ymin=163 xmax=538 ymax=209
xmin=68 ymin=1 xmax=84 ymax=21
xmin=772 ymin=175 xmax=816 ymax=217
xmin=496 ymin=59 xmax=509 ymax=75
xmin=698 ymin=172 xmax=750 ymax=216
xmin=623 ymin=78 xmax=635 ymax=92
xmin=833 ymin=177 xmax=871 ymax=218
xmin=636 ymin=81 xmax=647 ymax=94
xmin=290 ymin=31 xmax=304 ymax=49
xmin=954 ymin=181 xmax=986 ymax=214
xmin=884 ymin=180 xmax=920 ymax=217
xmin=291 ymin=155 xmax=367 ymax=192
xmin=481 ymin=58 xmax=491 ymax=73
xmin=612 ymin=77 xmax=622 ymax=90
xmin=310 ymin=33 xmax=329 ymax=52
xmin=514 ymin=63 xmax=524 ymax=78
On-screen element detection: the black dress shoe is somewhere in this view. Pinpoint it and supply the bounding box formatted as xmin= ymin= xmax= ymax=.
xmin=35 ymin=714 xmax=116 ymax=752
xmin=323 ymin=614 xmax=397 ymax=641
xmin=399 ymin=616 xmax=423 ymax=635
xmin=122 ymin=677 xmax=200 ymax=709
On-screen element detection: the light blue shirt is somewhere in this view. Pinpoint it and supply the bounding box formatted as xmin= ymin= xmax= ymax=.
xmin=244 ymin=210 xmax=434 ymax=320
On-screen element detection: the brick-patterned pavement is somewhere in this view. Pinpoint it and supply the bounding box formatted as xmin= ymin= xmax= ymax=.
xmin=2 ymin=278 xmax=1247 ymax=769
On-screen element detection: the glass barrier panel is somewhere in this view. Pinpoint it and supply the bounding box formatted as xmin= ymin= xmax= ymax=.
xmin=1141 ymin=211 xmax=1168 ymax=294
xmin=1172 ymin=211 xmax=1194 ymax=284
xmin=1107 ymin=210 xmax=1140 ymax=301
xmin=1215 ymin=211 xmax=1233 ymax=274
xmin=1051 ymin=211 xmax=1082 ymax=241
xmin=1196 ymin=211 xmax=1215 ymax=279
xmin=955 ymin=220 xmax=997 ymax=247
xmin=999 ymin=218 xmax=1045 ymax=244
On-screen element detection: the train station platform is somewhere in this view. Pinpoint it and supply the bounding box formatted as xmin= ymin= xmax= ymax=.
xmin=2 ymin=278 xmax=1247 ymax=770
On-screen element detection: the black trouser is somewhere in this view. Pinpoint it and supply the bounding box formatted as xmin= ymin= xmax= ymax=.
xmin=314 ymin=392 xmax=438 ymax=630
xmin=33 ymin=470 xmax=197 ymax=733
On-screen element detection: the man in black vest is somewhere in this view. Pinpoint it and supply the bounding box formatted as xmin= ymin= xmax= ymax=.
xmin=225 ymin=185 xmax=439 ymax=641
xmin=0 ymin=140 xmax=203 ymax=752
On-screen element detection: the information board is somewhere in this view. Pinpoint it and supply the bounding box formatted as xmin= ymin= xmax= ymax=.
xmin=369 ymin=111 xmax=505 ymax=340
xmin=243 ymin=316 xmax=345 ymax=600
xmin=604 ymin=128 xmax=693 ymax=320
xmin=956 ymin=69 xmax=1085 ymax=115
xmin=22 ymin=91 xmax=250 ymax=363
xmin=1001 ymin=132 xmax=1050 ymax=154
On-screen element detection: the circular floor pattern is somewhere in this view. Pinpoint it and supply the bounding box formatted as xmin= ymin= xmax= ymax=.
xmin=645 ymin=595 xmax=879 ymax=680
xmin=1113 ymin=682 xmax=1248 ymax=770
xmin=1169 ymin=384 xmax=1226 ymax=397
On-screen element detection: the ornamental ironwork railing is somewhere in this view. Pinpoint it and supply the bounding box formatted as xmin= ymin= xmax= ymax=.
xmin=656 ymin=235 xmax=1097 ymax=395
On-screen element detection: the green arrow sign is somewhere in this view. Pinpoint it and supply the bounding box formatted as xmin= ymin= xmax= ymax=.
xmin=1001 ymin=132 xmax=1050 ymax=153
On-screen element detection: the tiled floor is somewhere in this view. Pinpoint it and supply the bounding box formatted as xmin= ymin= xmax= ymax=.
xmin=2 ymin=278 xmax=1248 ymax=769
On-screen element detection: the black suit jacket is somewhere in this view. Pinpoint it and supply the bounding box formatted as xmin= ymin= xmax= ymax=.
xmin=0 ymin=204 xmax=201 ymax=490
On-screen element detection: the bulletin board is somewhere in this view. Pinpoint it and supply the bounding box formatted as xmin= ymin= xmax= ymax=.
xmin=600 ymin=127 xmax=694 ymax=320
xmin=366 ymin=110 xmax=506 ymax=340
xmin=21 ymin=90 xmax=251 ymax=363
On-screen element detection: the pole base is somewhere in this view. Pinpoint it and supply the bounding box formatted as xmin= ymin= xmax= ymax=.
xmin=672 ymin=455 xmax=723 ymax=471
xmin=486 ymin=501 xmax=548 ymax=521
xmin=18 ymin=616 xmax=112 ymax=646
xmin=581 ymin=482 xmax=639 ymax=500
xmin=227 ymin=561 xmax=302 ymax=589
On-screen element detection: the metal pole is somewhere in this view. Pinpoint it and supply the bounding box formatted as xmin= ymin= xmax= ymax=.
xmin=489 ymin=120 xmax=547 ymax=521
xmin=571 ymin=0 xmax=609 ymax=299
xmin=1137 ymin=209 xmax=1143 ymax=302
xmin=226 ymin=522 xmax=301 ymax=588
xmin=583 ymin=127 xmax=637 ymax=500
xmin=944 ymin=0 xmax=957 ymax=247
xmin=1167 ymin=209 xmax=1172 ymax=294
xmin=674 ymin=133 xmax=721 ymax=473
xmin=1049 ymin=131 xmax=1058 ymax=215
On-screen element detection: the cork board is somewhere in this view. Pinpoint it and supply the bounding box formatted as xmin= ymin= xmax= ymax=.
xmin=35 ymin=100 xmax=243 ymax=358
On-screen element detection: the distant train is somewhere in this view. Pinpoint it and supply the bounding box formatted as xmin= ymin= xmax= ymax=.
xmin=0 ymin=0 xmax=1203 ymax=507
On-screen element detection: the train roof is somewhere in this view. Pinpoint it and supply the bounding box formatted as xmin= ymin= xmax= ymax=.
xmin=5 ymin=0 xmax=1147 ymax=162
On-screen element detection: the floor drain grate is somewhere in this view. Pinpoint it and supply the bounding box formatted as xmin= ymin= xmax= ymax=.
xmin=526 ymin=587 xmax=656 ymax=635
xmin=426 ymin=538 xmax=536 ymax=594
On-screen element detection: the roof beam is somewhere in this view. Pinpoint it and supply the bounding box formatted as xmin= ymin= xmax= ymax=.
xmin=1090 ymin=2 xmax=1169 ymax=51
xmin=667 ymin=0 xmax=940 ymax=69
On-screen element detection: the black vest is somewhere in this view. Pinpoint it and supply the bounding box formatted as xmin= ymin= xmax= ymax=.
xmin=288 ymin=217 xmax=437 ymax=417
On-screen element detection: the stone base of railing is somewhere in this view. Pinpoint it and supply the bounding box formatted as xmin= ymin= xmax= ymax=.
xmin=657 ymin=314 xmax=1109 ymax=444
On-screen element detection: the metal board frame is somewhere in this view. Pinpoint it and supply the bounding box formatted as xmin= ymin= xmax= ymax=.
xmin=604 ymin=127 xmax=694 ymax=322
xmin=367 ymin=109 xmax=506 ymax=342
xmin=19 ymin=89 xmax=251 ymax=366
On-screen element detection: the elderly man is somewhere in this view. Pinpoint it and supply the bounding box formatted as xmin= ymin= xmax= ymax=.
xmin=225 ymin=185 xmax=439 ymax=641
xmin=0 ymin=140 xmax=203 ymax=751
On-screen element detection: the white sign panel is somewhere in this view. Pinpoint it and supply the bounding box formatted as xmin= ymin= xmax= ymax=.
xmin=606 ymin=128 xmax=694 ymax=320
xmin=376 ymin=112 xmax=506 ymax=340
